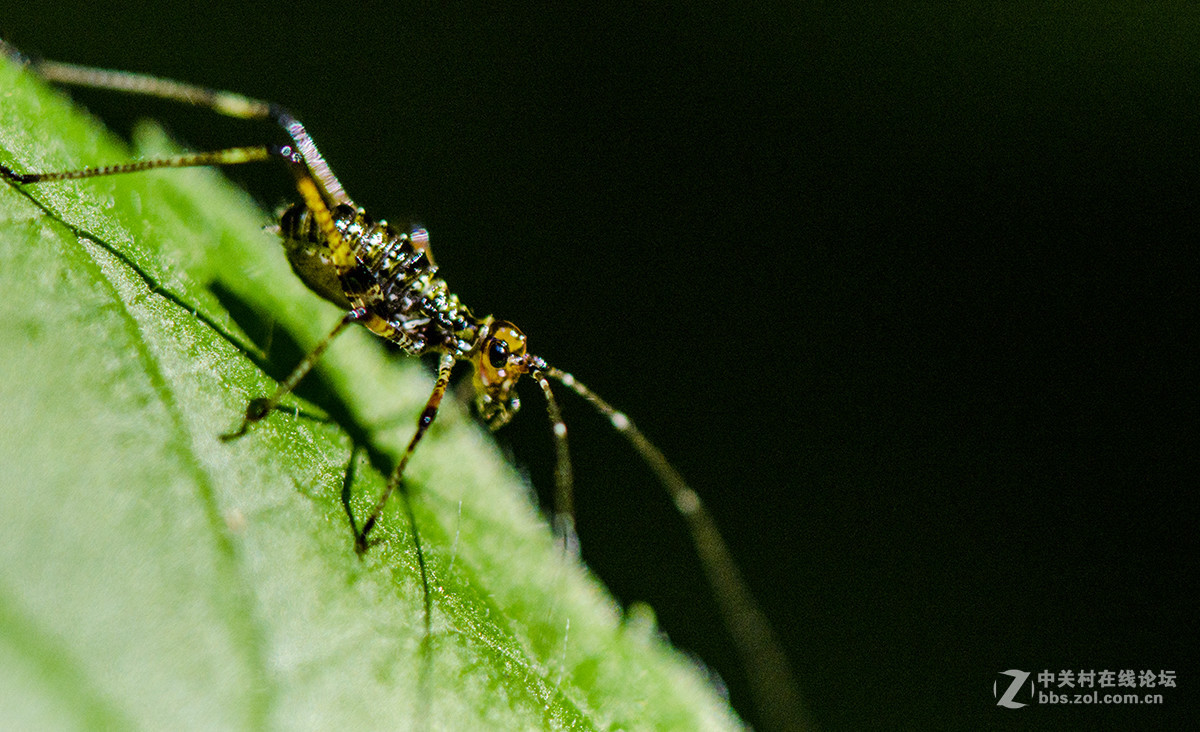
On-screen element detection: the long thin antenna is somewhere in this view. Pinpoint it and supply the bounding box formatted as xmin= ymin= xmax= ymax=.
xmin=543 ymin=365 xmax=816 ymax=732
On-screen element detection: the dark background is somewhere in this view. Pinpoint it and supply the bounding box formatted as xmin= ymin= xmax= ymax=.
xmin=5 ymin=3 xmax=1194 ymax=729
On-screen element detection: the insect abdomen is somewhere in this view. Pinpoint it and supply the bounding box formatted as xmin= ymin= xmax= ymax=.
xmin=280 ymin=202 xmax=432 ymax=305
xmin=279 ymin=203 xmax=479 ymax=355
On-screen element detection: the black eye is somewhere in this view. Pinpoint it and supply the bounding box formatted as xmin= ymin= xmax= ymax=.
xmin=488 ymin=339 xmax=510 ymax=368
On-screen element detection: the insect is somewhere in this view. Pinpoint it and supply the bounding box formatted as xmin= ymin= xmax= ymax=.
xmin=1 ymin=40 xmax=807 ymax=731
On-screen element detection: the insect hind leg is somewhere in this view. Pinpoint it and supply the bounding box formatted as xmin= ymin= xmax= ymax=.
xmin=1 ymin=37 xmax=351 ymax=206
xmin=0 ymin=39 xmax=368 ymax=445
xmin=1 ymin=147 xmax=275 ymax=185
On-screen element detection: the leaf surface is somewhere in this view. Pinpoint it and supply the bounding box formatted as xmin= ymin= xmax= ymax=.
xmin=0 ymin=55 xmax=740 ymax=731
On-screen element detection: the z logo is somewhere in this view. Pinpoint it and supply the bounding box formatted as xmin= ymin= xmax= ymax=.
xmin=994 ymin=669 xmax=1031 ymax=709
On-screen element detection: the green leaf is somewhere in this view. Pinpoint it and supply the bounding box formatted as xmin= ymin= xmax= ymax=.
xmin=0 ymin=54 xmax=741 ymax=730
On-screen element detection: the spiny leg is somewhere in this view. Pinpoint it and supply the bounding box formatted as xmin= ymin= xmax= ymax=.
xmin=1 ymin=40 xmax=366 ymax=366
xmin=1 ymin=38 xmax=268 ymax=117
xmin=356 ymin=353 xmax=457 ymax=554
xmin=1 ymin=38 xmax=351 ymax=206
xmin=1 ymin=146 xmax=273 ymax=185
xmin=543 ymin=365 xmax=814 ymax=732
xmin=1 ymin=42 xmax=359 ymax=304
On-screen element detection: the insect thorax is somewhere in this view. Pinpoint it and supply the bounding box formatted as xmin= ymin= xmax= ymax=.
xmin=280 ymin=202 xmax=483 ymax=357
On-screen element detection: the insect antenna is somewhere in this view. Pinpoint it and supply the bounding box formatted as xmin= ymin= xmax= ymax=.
xmin=538 ymin=363 xmax=815 ymax=732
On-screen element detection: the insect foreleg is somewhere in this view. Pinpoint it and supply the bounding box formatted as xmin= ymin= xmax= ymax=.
xmin=530 ymin=369 xmax=580 ymax=555
xmin=543 ymin=366 xmax=813 ymax=732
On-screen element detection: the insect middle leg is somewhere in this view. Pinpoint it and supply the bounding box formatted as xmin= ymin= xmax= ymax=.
xmin=217 ymin=308 xmax=452 ymax=557
xmin=220 ymin=308 xmax=366 ymax=440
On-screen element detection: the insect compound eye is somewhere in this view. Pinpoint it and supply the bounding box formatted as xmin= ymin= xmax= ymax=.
xmin=475 ymin=321 xmax=528 ymax=428
xmin=477 ymin=320 xmax=527 ymax=386
xmin=488 ymin=338 xmax=510 ymax=369
xmin=489 ymin=321 xmax=527 ymax=363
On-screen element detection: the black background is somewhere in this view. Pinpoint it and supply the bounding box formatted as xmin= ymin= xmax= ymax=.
xmin=4 ymin=3 xmax=1194 ymax=729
